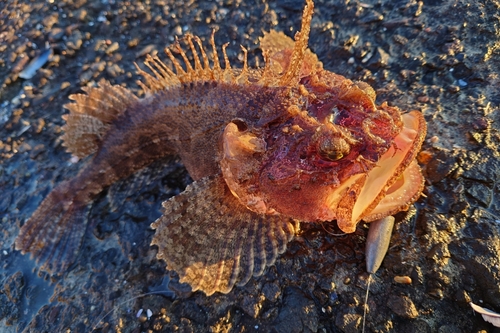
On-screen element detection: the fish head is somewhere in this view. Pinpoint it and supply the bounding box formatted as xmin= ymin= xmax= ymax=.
xmin=221 ymin=72 xmax=426 ymax=233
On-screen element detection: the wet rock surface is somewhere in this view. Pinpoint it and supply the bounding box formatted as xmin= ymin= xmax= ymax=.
xmin=1 ymin=0 xmax=499 ymax=332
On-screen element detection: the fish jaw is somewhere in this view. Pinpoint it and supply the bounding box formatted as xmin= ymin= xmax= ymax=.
xmin=332 ymin=110 xmax=427 ymax=232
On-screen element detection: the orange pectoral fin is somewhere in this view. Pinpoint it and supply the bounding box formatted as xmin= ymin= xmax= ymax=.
xmin=150 ymin=175 xmax=298 ymax=295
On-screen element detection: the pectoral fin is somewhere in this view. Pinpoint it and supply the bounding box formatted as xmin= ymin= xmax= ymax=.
xmin=151 ymin=175 xmax=297 ymax=296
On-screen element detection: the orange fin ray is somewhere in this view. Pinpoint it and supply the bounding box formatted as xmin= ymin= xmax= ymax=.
xmin=279 ymin=0 xmax=315 ymax=86
xmin=135 ymin=0 xmax=316 ymax=94
xmin=151 ymin=175 xmax=297 ymax=296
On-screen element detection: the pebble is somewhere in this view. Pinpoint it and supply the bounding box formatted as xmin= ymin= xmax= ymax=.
xmin=361 ymin=11 xmax=384 ymax=24
xmin=394 ymin=275 xmax=412 ymax=284
xmin=66 ymin=30 xmax=84 ymax=52
xmin=387 ymin=295 xmax=419 ymax=318
xmin=366 ymin=47 xmax=390 ymax=69
xmin=105 ymin=42 xmax=120 ymax=55
xmin=49 ymin=27 xmax=65 ymax=41
xmin=240 ymin=294 xmax=263 ymax=318
xmin=335 ymin=313 xmax=361 ymax=333
xmin=427 ymin=288 xmax=444 ymax=299
xmin=262 ymin=282 xmax=281 ymax=302
xmin=135 ymin=44 xmax=158 ymax=58
xmin=106 ymin=63 xmax=124 ymax=77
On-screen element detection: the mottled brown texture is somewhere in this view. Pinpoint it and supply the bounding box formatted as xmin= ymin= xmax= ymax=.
xmin=15 ymin=0 xmax=426 ymax=295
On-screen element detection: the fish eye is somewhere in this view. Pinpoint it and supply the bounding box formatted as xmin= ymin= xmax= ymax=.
xmin=231 ymin=118 xmax=248 ymax=132
xmin=317 ymin=137 xmax=350 ymax=162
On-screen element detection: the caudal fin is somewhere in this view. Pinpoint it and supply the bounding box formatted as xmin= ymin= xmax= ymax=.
xmin=15 ymin=181 xmax=89 ymax=274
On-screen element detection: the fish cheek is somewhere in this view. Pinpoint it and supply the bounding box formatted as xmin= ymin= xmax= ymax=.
xmin=259 ymin=172 xmax=337 ymax=222
xmin=220 ymin=122 xmax=268 ymax=214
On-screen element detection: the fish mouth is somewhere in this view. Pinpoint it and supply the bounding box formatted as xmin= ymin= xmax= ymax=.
xmin=330 ymin=110 xmax=427 ymax=233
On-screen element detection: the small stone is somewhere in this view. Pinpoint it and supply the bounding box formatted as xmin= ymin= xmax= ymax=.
xmin=135 ymin=44 xmax=157 ymax=58
xmin=240 ymin=294 xmax=262 ymax=318
xmin=128 ymin=38 xmax=140 ymax=48
xmin=335 ymin=313 xmax=361 ymax=333
xmin=173 ymin=25 xmax=183 ymax=35
xmin=427 ymin=288 xmax=444 ymax=299
xmin=66 ymin=31 xmax=83 ymax=52
xmin=49 ymin=27 xmax=65 ymax=41
xmin=105 ymin=42 xmax=119 ymax=55
xmin=366 ymin=47 xmax=390 ymax=69
xmin=18 ymin=142 xmax=31 ymax=153
xmin=106 ymin=63 xmax=124 ymax=77
xmin=394 ymin=276 xmax=412 ymax=284
xmin=417 ymin=95 xmax=429 ymax=103
xmin=61 ymin=81 xmax=71 ymax=90
xmin=387 ymin=295 xmax=418 ymax=318
xmin=262 ymin=282 xmax=281 ymax=302
xmin=34 ymin=118 xmax=45 ymax=133
xmin=361 ymin=11 xmax=384 ymax=24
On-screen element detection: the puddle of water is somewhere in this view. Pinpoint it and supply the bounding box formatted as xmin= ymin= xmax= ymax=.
xmin=1 ymin=249 xmax=55 ymax=333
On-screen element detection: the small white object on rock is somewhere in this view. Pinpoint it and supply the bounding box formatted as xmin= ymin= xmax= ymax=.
xmin=470 ymin=302 xmax=500 ymax=327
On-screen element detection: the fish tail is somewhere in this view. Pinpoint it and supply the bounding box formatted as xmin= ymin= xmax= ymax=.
xmin=15 ymin=180 xmax=90 ymax=274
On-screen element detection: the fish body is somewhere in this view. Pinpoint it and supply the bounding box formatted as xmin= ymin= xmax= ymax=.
xmin=16 ymin=0 xmax=426 ymax=295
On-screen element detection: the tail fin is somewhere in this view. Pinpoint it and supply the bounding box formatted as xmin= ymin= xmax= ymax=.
xmin=151 ymin=175 xmax=298 ymax=296
xmin=15 ymin=181 xmax=89 ymax=274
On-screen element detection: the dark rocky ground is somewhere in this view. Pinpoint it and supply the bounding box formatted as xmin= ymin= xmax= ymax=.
xmin=1 ymin=0 xmax=500 ymax=332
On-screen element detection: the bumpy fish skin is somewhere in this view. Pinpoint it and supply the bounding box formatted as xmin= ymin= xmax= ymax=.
xmin=15 ymin=0 xmax=426 ymax=295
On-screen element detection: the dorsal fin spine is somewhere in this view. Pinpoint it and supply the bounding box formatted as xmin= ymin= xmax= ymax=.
xmin=150 ymin=55 xmax=174 ymax=80
xmin=194 ymin=36 xmax=210 ymax=71
xmin=134 ymin=63 xmax=153 ymax=93
xmin=186 ymin=34 xmax=203 ymax=72
xmin=174 ymin=38 xmax=194 ymax=74
xmin=236 ymin=45 xmax=249 ymax=83
xmin=259 ymin=50 xmax=272 ymax=87
xmin=279 ymin=0 xmax=314 ymax=86
xmin=165 ymin=47 xmax=187 ymax=78
xmin=221 ymin=43 xmax=233 ymax=83
xmin=144 ymin=55 xmax=167 ymax=89
xmin=210 ymin=30 xmax=222 ymax=79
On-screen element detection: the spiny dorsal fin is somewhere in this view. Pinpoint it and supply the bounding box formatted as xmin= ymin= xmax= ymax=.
xmin=61 ymin=80 xmax=138 ymax=158
xmin=136 ymin=0 xmax=316 ymax=94
xmin=134 ymin=32 xmax=261 ymax=94
xmin=279 ymin=0 xmax=315 ymax=86
xmin=151 ymin=175 xmax=298 ymax=296
xmin=260 ymin=29 xmax=321 ymax=79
